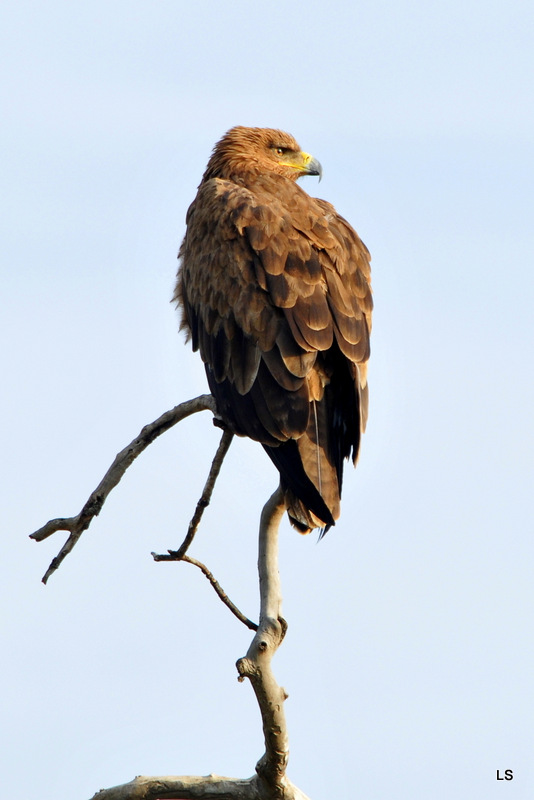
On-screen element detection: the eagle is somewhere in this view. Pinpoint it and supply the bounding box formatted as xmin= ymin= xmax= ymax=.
xmin=175 ymin=126 xmax=372 ymax=533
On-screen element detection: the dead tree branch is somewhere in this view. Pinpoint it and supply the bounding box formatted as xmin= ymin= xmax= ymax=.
xmin=31 ymin=400 xmax=312 ymax=798
xmin=29 ymin=394 xmax=217 ymax=583
xmin=89 ymin=486 xmax=311 ymax=800
xmin=179 ymin=555 xmax=258 ymax=631
xmin=153 ymin=427 xmax=234 ymax=561
xmin=90 ymin=774 xmax=257 ymax=800
xmin=150 ymin=426 xmax=258 ymax=630
xmin=236 ymin=487 xmax=292 ymax=796
xmin=89 ymin=773 xmax=311 ymax=800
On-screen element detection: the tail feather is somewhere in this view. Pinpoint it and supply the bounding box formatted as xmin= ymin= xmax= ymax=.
xmin=264 ymin=347 xmax=362 ymax=534
xmin=262 ymin=438 xmax=335 ymax=531
xmin=263 ymin=396 xmax=341 ymax=533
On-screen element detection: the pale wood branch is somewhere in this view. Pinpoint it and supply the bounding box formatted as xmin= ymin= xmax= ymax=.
xmin=88 ymin=486 xmax=312 ymax=800
xmin=30 ymin=397 xmax=313 ymax=799
xmin=236 ymin=487 xmax=292 ymax=797
xmin=90 ymin=773 xmax=256 ymax=800
xmin=29 ymin=394 xmax=216 ymax=583
xmin=89 ymin=773 xmax=311 ymax=800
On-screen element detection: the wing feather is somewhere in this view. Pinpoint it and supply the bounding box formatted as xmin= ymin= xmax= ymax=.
xmin=177 ymin=166 xmax=372 ymax=531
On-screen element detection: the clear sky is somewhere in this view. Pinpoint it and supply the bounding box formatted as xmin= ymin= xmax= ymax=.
xmin=1 ymin=1 xmax=533 ymax=798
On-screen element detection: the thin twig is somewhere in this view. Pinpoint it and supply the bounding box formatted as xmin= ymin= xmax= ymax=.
xmin=151 ymin=428 xmax=257 ymax=629
xmin=153 ymin=427 xmax=234 ymax=561
xmin=30 ymin=394 xmax=217 ymax=583
xmin=180 ymin=555 xmax=258 ymax=631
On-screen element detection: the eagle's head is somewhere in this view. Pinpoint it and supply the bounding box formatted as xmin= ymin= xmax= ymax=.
xmin=202 ymin=126 xmax=322 ymax=183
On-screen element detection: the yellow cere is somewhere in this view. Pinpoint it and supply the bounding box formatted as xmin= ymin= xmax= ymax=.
xmin=279 ymin=151 xmax=313 ymax=171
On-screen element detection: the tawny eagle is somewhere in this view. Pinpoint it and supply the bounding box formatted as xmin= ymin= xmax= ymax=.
xmin=175 ymin=127 xmax=372 ymax=532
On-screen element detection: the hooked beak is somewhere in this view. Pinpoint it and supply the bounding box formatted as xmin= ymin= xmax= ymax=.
xmin=279 ymin=150 xmax=323 ymax=182
xmin=299 ymin=152 xmax=323 ymax=181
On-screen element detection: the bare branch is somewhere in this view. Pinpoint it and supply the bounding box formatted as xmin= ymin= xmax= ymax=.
xmin=236 ymin=487 xmax=291 ymax=796
xmin=150 ymin=427 xmax=257 ymax=629
xmin=179 ymin=555 xmax=258 ymax=631
xmin=153 ymin=428 xmax=234 ymax=561
xmin=90 ymin=773 xmax=256 ymax=799
xmin=88 ymin=486 xmax=313 ymax=800
xmin=30 ymin=394 xmax=313 ymax=798
xmin=30 ymin=394 xmax=217 ymax=583
xmin=89 ymin=773 xmax=311 ymax=800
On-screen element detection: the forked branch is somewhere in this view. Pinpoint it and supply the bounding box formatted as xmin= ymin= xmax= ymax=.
xmin=30 ymin=394 xmax=217 ymax=583
xmin=30 ymin=398 xmax=312 ymax=798
xmin=90 ymin=487 xmax=311 ymax=800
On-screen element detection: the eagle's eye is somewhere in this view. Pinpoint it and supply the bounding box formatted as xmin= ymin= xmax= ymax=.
xmin=274 ymin=146 xmax=286 ymax=156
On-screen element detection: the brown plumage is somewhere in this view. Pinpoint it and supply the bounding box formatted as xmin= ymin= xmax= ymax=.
xmin=175 ymin=126 xmax=372 ymax=533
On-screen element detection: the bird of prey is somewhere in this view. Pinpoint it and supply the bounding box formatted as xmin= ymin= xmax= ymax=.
xmin=175 ymin=126 xmax=372 ymax=533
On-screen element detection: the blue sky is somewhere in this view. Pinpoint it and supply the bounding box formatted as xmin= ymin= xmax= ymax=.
xmin=2 ymin=1 xmax=533 ymax=798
